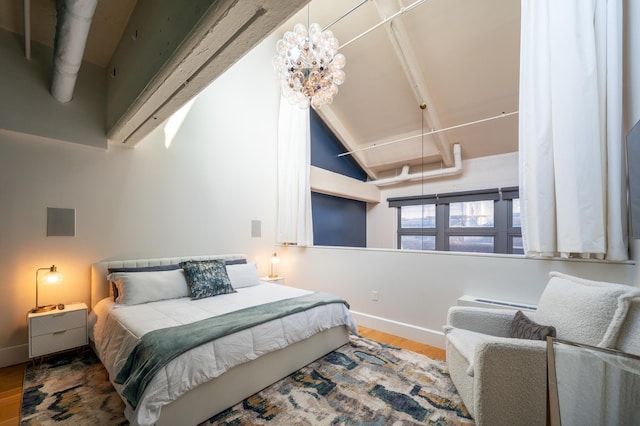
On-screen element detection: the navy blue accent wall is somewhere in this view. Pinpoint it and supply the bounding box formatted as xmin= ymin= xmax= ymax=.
xmin=310 ymin=109 xmax=368 ymax=181
xmin=312 ymin=192 xmax=366 ymax=247
xmin=310 ymin=110 xmax=368 ymax=248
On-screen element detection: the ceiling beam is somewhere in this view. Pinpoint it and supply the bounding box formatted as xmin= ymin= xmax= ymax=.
xmin=106 ymin=0 xmax=308 ymax=146
xmin=311 ymin=166 xmax=380 ymax=203
xmin=373 ymin=0 xmax=454 ymax=166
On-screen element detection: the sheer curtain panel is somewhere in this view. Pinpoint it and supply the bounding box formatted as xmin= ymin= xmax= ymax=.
xmin=519 ymin=0 xmax=627 ymax=260
xmin=276 ymin=95 xmax=313 ymax=246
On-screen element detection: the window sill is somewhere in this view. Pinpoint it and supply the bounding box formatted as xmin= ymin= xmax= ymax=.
xmin=294 ymin=244 xmax=635 ymax=265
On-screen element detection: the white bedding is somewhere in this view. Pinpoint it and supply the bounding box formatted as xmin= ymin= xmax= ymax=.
xmin=88 ymin=282 xmax=358 ymax=426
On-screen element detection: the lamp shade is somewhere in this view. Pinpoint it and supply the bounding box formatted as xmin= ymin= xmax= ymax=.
xmin=32 ymin=265 xmax=63 ymax=313
xmin=269 ymin=253 xmax=280 ymax=278
xmin=42 ymin=265 xmax=63 ymax=285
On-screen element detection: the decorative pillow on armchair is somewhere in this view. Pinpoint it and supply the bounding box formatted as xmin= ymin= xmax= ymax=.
xmin=537 ymin=272 xmax=637 ymax=347
xmin=510 ymin=310 xmax=556 ymax=340
xmin=179 ymin=259 xmax=236 ymax=300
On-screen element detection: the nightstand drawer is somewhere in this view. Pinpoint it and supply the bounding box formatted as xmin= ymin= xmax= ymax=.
xmin=30 ymin=309 xmax=86 ymax=337
xmin=30 ymin=326 xmax=87 ymax=358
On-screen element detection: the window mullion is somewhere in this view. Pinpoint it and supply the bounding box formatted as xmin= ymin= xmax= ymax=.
xmin=495 ymin=199 xmax=508 ymax=253
xmin=438 ymin=204 xmax=447 ymax=250
xmin=507 ymin=197 xmax=523 ymax=254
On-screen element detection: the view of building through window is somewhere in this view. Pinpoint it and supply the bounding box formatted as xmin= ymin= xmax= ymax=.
xmin=449 ymin=200 xmax=494 ymax=228
xmin=393 ymin=188 xmax=522 ymax=255
xmin=400 ymin=205 xmax=436 ymax=228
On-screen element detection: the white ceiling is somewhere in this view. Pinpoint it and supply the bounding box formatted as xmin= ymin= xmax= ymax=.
xmin=0 ymin=0 xmax=521 ymax=179
xmin=276 ymin=0 xmax=521 ymax=179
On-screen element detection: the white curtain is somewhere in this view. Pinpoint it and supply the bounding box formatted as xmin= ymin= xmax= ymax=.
xmin=276 ymin=94 xmax=313 ymax=246
xmin=519 ymin=0 xmax=627 ymax=260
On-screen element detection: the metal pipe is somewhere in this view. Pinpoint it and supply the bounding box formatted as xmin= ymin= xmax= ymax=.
xmin=50 ymin=0 xmax=99 ymax=103
xmin=368 ymin=143 xmax=462 ymax=186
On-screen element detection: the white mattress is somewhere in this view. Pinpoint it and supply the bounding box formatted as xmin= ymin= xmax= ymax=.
xmin=88 ymin=282 xmax=358 ymax=426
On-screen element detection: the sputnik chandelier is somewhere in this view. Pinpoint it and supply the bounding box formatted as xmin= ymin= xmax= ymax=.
xmin=273 ymin=23 xmax=346 ymax=110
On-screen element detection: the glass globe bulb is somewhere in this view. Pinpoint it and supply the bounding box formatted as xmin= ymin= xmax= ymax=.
xmin=332 ymin=70 xmax=346 ymax=85
xmin=283 ymin=31 xmax=297 ymax=47
xmin=294 ymin=24 xmax=307 ymax=38
xmin=331 ymin=54 xmax=346 ymax=69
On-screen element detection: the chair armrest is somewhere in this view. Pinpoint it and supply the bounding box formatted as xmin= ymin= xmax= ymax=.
xmin=447 ymin=306 xmax=518 ymax=337
xmin=473 ymin=338 xmax=548 ymax=426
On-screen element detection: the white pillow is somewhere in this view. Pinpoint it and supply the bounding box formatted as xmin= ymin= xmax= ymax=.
xmin=227 ymin=262 xmax=261 ymax=289
xmin=108 ymin=269 xmax=190 ymax=305
xmin=537 ymin=272 xmax=636 ymax=347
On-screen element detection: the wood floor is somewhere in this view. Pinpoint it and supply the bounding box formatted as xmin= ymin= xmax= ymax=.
xmin=358 ymin=326 xmax=446 ymax=361
xmin=0 ymin=362 xmax=24 ymax=426
xmin=0 ymin=327 xmax=445 ymax=425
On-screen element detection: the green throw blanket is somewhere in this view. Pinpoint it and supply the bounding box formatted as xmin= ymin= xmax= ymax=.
xmin=115 ymin=292 xmax=349 ymax=408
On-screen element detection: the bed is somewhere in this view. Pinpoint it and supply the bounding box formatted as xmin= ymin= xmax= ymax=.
xmin=88 ymin=254 xmax=357 ymax=426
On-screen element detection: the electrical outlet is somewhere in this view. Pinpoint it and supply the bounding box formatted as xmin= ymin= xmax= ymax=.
xmin=372 ymin=290 xmax=378 ymax=301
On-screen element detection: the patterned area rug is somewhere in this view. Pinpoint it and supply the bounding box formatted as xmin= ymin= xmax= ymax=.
xmin=206 ymin=336 xmax=473 ymax=425
xmin=21 ymin=336 xmax=473 ymax=425
xmin=21 ymin=349 xmax=127 ymax=425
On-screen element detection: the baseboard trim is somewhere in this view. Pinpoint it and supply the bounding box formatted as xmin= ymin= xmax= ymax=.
xmin=351 ymin=311 xmax=445 ymax=349
xmin=0 ymin=343 xmax=29 ymax=368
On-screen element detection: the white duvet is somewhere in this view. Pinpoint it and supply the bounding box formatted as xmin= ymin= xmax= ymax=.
xmin=89 ymin=282 xmax=358 ymax=426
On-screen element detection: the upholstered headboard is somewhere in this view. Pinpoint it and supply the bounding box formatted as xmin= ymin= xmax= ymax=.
xmin=90 ymin=253 xmax=246 ymax=309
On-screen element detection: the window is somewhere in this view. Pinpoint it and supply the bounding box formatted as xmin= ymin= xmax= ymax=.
xmin=389 ymin=187 xmax=522 ymax=254
xmin=400 ymin=235 xmax=436 ymax=250
xmin=400 ymin=204 xmax=436 ymax=228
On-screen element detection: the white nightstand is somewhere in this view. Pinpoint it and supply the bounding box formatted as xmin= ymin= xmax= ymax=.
xmin=28 ymin=302 xmax=88 ymax=358
xmin=261 ymin=276 xmax=285 ymax=285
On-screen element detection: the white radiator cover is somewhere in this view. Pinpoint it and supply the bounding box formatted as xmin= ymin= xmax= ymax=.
xmin=457 ymin=295 xmax=537 ymax=312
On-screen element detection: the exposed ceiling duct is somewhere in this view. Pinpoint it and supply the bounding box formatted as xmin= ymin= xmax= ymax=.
xmin=50 ymin=0 xmax=98 ymax=103
xmin=368 ymin=143 xmax=462 ymax=186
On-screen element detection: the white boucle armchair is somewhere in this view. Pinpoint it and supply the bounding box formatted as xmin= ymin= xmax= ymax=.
xmin=445 ymin=272 xmax=640 ymax=426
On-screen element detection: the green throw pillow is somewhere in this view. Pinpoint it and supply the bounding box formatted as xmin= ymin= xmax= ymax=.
xmin=179 ymin=259 xmax=236 ymax=300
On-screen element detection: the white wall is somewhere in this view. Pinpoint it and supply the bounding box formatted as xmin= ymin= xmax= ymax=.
xmin=367 ymin=152 xmax=519 ymax=249
xmin=0 ymin=33 xmax=283 ymax=367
